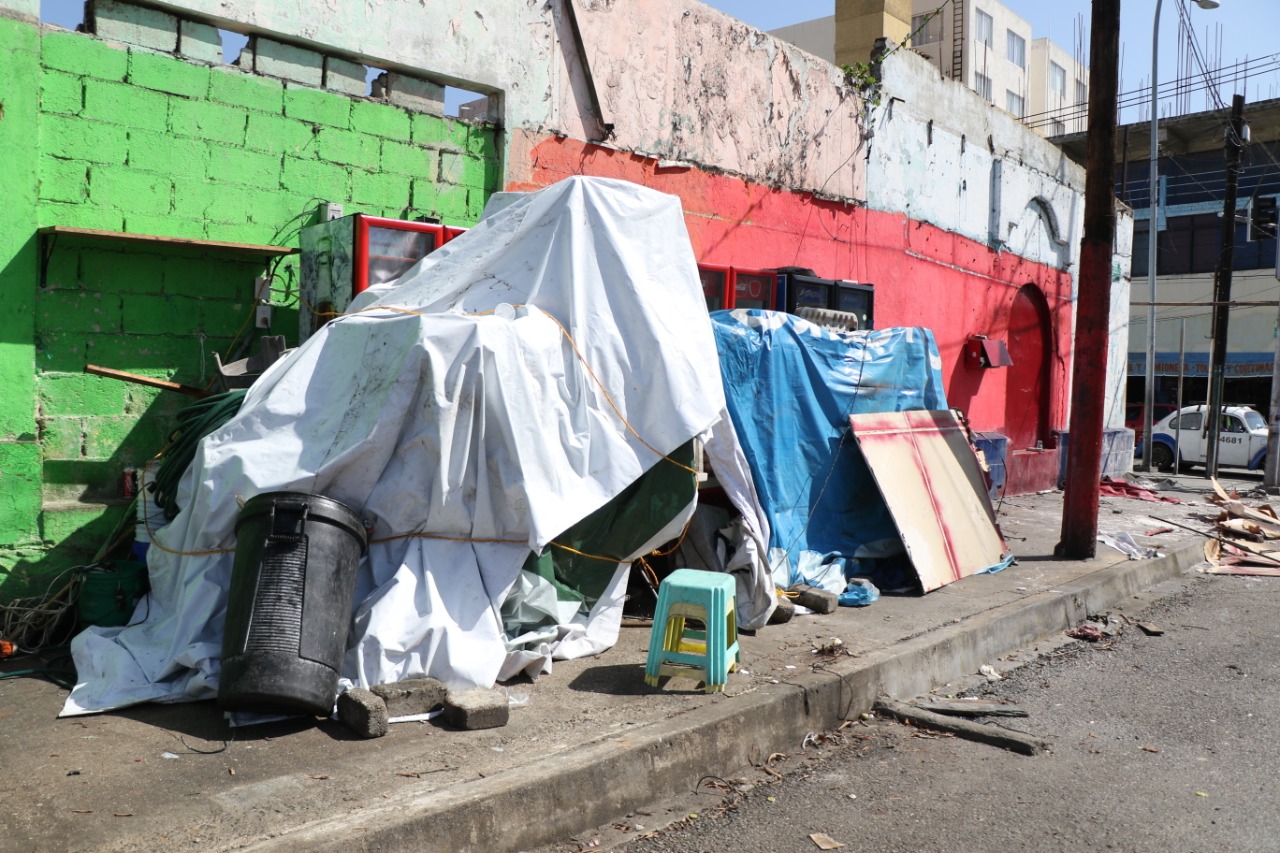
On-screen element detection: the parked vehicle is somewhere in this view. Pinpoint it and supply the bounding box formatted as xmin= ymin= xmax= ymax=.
xmin=1147 ymin=404 xmax=1270 ymax=472
xmin=1125 ymin=402 xmax=1176 ymax=444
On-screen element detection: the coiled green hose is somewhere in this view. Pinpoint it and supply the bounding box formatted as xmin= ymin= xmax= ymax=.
xmin=151 ymin=390 xmax=248 ymax=521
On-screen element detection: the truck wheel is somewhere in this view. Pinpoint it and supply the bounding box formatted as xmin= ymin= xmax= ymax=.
xmin=1151 ymin=444 xmax=1175 ymax=473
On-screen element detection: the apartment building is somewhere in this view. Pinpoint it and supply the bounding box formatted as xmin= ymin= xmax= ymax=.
xmin=770 ymin=0 xmax=1087 ymax=136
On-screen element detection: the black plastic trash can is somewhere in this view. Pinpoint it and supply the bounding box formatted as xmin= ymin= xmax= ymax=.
xmin=218 ymin=491 xmax=367 ymax=716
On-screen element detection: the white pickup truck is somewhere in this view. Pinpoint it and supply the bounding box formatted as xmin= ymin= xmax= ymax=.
xmin=1147 ymin=404 xmax=1270 ymax=472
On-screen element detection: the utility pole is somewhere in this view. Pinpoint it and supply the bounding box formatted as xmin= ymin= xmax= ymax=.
xmin=1057 ymin=0 xmax=1120 ymax=559
xmin=1204 ymin=94 xmax=1247 ymax=480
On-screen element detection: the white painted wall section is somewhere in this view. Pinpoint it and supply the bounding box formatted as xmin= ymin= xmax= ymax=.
xmin=871 ymin=50 xmax=1086 ymax=277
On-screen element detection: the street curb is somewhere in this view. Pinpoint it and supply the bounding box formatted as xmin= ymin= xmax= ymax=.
xmin=237 ymin=540 xmax=1204 ymax=853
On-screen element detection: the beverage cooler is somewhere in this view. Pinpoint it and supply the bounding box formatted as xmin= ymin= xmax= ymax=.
xmin=696 ymin=265 xmax=778 ymax=312
xmin=299 ymin=214 xmax=448 ymax=340
xmin=777 ymin=271 xmax=875 ymax=330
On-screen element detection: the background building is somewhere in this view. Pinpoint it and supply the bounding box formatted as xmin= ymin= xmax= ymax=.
xmin=1058 ymin=99 xmax=1280 ymax=420
xmin=770 ymin=0 xmax=1088 ymax=135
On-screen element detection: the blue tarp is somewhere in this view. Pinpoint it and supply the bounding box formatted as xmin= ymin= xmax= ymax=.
xmin=711 ymin=310 xmax=947 ymax=590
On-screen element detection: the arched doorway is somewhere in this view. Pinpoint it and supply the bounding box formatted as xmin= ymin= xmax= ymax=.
xmin=1005 ymin=284 xmax=1052 ymax=451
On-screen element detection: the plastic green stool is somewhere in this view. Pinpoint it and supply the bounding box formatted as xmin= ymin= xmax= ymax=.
xmin=644 ymin=568 xmax=739 ymax=693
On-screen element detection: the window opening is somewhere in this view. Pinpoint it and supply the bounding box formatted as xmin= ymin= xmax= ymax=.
xmin=1050 ymin=62 xmax=1066 ymax=98
xmin=220 ymin=30 xmax=249 ymax=66
xmin=1006 ymin=30 xmax=1026 ymax=68
xmin=364 ymin=66 xmax=386 ymax=97
xmin=40 ymin=0 xmax=85 ymax=28
xmin=975 ymin=72 xmax=992 ymax=102
xmin=974 ymin=10 xmax=993 ymax=48
xmin=911 ymin=13 xmax=943 ymax=45
xmin=446 ymin=86 xmax=490 ymax=120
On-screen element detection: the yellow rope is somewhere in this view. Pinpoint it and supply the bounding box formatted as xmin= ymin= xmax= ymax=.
xmin=370 ymin=531 xmax=525 ymax=545
xmin=637 ymin=556 xmax=661 ymax=593
xmin=537 ymin=311 xmax=699 ymax=477
xmin=139 ymin=455 xmax=237 ymax=557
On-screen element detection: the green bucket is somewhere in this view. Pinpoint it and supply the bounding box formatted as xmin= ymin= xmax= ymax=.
xmin=77 ymin=561 xmax=150 ymax=629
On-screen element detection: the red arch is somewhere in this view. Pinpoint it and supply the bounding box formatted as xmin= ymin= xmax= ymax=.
xmin=1005 ymin=284 xmax=1054 ymax=450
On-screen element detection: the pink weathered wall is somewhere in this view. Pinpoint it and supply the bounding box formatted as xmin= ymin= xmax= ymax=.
xmin=565 ymin=2 xmax=865 ymax=201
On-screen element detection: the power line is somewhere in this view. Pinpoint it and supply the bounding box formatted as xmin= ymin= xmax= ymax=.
xmin=1024 ymin=53 xmax=1280 ymax=129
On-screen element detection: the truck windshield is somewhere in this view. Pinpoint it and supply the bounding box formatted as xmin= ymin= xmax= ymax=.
xmin=1244 ymin=410 xmax=1267 ymax=431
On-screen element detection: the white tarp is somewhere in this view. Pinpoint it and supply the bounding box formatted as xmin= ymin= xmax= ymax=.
xmin=63 ymin=177 xmax=771 ymax=716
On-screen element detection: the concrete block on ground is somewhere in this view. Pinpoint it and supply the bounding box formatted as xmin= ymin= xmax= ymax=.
xmin=178 ymin=20 xmax=223 ymax=65
xmin=325 ymin=56 xmax=368 ymax=97
xmin=337 ymin=688 xmax=388 ymax=738
xmin=370 ymin=677 xmax=447 ymax=717
xmin=767 ymin=595 xmax=796 ymax=625
xmin=253 ymin=37 xmax=323 ymax=86
xmin=788 ymin=583 xmax=838 ymax=615
xmin=92 ymin=0 xmax=178 ymax=52
xmin=443 ymin=688 xmax=509 ymax=730
xmin=386 ymin=72 xmax=444 ymax=113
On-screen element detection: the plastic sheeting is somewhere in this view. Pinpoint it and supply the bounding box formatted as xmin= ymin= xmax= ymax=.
xmin=711 ymin=311 xmax=947 ymax=590
xmin=63 ymin=177 xmax=756 ymax=716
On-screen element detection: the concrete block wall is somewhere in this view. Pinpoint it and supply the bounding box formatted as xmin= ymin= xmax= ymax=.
xmin=36 ymin=247 xmax=259 ymax=509
xmin=0 ymin=16 xmax=43 ymax=587
xmin=38 ymin=29 xmax=497 ymax=242
xmin=0 ymin=19 xmax=501 ymax=595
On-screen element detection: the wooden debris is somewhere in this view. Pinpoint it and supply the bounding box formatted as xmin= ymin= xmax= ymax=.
xmin=85 ymin=364 xmax=211 ymax=398
xmin=913 ymin=699 xmax=1030 ymax=718
xmin=1177 ymin=487 xmax=1280 ymax=574
xmin=875 ymin=698 xmax=1049 ymax=756
xmin=1136 ymin=622 xmax=1164 ymax=636
xmin=810 ymin=833 xmax=845 ymax=850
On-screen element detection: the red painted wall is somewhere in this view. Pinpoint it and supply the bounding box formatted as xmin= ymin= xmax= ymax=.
xmin=509 ymin=132 xmax=1075 ymax=450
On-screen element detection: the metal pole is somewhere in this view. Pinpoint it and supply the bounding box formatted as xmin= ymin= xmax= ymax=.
xmin=1265 ymin=280 xmax=1280 ymax=490
xmin=1205 ymin=93 xmax=1247 ymax=479
xmin=1141 ymin=0 xmax=1162 ymax=472
xmin=1057 ymin=0 xmax=1120 ymax=559
xmin=1176 ymin=318 xmax=1185 ymax=469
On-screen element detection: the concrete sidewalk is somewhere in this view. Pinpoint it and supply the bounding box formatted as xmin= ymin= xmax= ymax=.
xmin=0 ymin=473 xmax=1249 ymax=853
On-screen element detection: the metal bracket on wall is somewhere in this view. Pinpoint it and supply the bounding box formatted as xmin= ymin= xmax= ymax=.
xmin=38 ymin=231 xmax=59 ymax=289
xmin=562 ymin=0 xmax=615 ymax=143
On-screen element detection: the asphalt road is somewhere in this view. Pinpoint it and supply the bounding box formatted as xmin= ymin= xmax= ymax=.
xmin=560 ymin=572 xmax=1280 ymax=853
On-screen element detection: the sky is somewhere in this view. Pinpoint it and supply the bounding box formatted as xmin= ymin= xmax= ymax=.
xmin=39 ymin=0 xmax=1278 ymax=125
xmin=702 ymin=0 xmax=1278 ymax=124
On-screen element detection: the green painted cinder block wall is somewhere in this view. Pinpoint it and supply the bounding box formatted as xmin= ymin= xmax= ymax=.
xmin=0 ymin=17 xmax=43 ymax=584
xmin=0 ymin=21 xmax=501 ymax=597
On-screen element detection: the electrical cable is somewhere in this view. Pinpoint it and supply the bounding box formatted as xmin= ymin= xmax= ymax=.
xmin=1023 ymin=52 xmax=1280 ymax=129
xmin=0 ymin=567 xmax=86 ymax=653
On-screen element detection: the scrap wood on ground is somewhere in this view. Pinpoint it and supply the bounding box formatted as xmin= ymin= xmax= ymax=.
xmin=1200 ymin=479 xmax=1280 ymax=575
